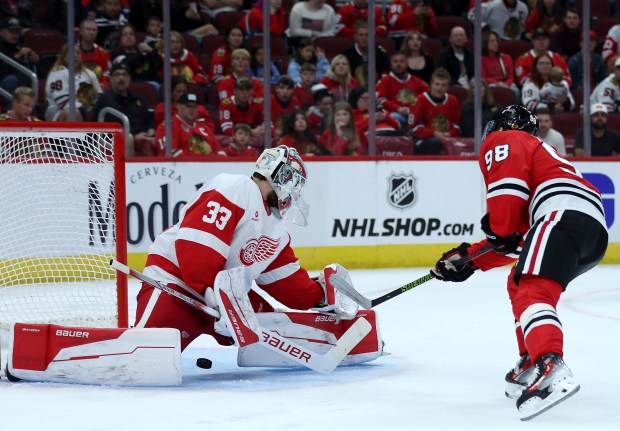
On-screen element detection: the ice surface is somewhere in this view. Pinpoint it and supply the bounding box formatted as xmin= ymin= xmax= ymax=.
xmin=1 ymin=265 xmax=618 ymax=431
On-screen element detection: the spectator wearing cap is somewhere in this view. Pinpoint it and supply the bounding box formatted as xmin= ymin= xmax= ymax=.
xmin=155 ymin=92 xmax=224 ymax=157
xmin=0 ymin=1 xmax=37 ymax=31
xmin=306 ymin=86 xmax=333 ymax=135
xmin=574 ymin=103 xmax=620 ymax=157
xmin=216 ymin=48 xmax=264 ymax=101
xmin=515 ymin=27 xmax=570 ymax=87
xmin=550 ymin=7 xmax=582 ymax=59
xmin=92 ymin=62 xmax=156 ymax=157
xmin=568 ymin=31 xmax=607 ymax=90
xmin=468 ymin=0 xmax=528 ymax=41
xmin=589 ymin=58 xmax=620 ymax=114
xmin=0 ymin=17 xmax=39 ymax=108
xmin=219 ymin=76 xmax=269 ymax=138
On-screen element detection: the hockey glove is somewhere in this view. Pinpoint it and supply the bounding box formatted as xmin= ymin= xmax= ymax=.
xmin=431 ymin=242 xmax=478 ymax=282
xmin=480 ymin=213 xmax=522 ymax=255
xmin=312 ymin=263 xmax=359 ymax=321
xmin=205 ymin=287 xmax=231 ymax=338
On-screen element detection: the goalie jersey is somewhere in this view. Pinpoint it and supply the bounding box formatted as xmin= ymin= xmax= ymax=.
xmin=472 ymin=130 xmax=606 ymax=271
xmin=144 ymin=174 xmax=322 ymax=310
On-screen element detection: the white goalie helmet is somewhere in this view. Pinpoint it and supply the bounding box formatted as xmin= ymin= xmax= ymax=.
xmin=255 ymin=145 xmax=309 ymax=226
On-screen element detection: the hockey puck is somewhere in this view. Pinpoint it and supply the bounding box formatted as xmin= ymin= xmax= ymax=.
xmin=196 ymin=357 xmax=213 ymax=369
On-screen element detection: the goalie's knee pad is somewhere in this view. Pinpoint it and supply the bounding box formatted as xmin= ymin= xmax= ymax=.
xmin=6 ymin=323 xmax=182 ymax=386
xmin=237 ymin=310 xmax=383 ymax=368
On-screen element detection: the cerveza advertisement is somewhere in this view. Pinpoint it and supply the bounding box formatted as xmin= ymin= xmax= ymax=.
xmin=124 ymin=160 xmax=618 ymax=254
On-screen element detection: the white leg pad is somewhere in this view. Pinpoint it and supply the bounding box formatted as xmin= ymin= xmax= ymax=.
xmin=7 ymin=323 xmax=182 ymax=386
xmin=237 ymin=310 xmax=383 ymax=368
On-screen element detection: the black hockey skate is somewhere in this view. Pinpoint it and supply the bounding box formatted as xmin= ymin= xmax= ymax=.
xmin=505 ymin=352 xmax=535 ymax=399
xmin=516 ymin=352 xmax=580 ymax=421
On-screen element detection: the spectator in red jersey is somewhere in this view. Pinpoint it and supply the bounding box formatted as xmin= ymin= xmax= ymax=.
xmin=219 ymin=76 xmax=268 ymax=137
xmin=481 ymin=29 xmax=519 ymax=99
xmin=277 ymin=108 xmax=330 ymax=155
xmin=411 ymin=67 xmax=462 ymax=155
xmin=78 ymin=18 xmax=111 ymax=90
xmin=154 ymin=76 xmax=214 ymax=127
xmin=307 ymin=85 xmax=333 ymax=135
xmin=223 ymin=122 xmax=259 ymax=157
xmin=460 ymin=78 xmax=502 ymax=138
xmin=319 ymin=101 xmax=367 ymax=155
xmin=294 ymin=63 xmax=316 ymax=110
xmin=335 ymin=0 xmax=387 ymax=38
xmin=377 ymin=51 xmax=428 ymax=132
xmin=239 ymin=0 xmax=286 ymax=37
xmin=217 ymin=48 xmax=264 ymax=101
xmin=348 ymin=86 xmax=400 ymax=136
xmin=549 ymin=7 xmax=582 ymax=60
xmin=515 ymin=27 xmax=570 ymax=87
xmin=287 ymin=38 xmax=329 ymax=86
xmin=525 ymin=0 xmax=563 ymax=40
xmin=209 ymin=26 xmax=246 ymax=84
xmin=167 ymin=30 xmax=208 ymax=85
xmin=155 ymin=92 xmax=224 ymax=157
xmin=271 ymin=75 xmax=301 ymax=135
xmin=0 ymin=87 xmax=39 ymax=121
xmin=386 ymin=0 xmax=437 ymax=39
xmin=343 ymin=21 xmax=391 ymax=87
xmin=319 ymin=54 xmax=359 ymax=102
xmin=399 ymin=31 xmax=434 ymax=85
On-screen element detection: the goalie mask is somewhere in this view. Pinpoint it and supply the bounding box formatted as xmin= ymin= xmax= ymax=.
xmin=255 ymin=145 xmax=309 ymax=226
xmin=483 ymin=104 xmax=539 ymax=140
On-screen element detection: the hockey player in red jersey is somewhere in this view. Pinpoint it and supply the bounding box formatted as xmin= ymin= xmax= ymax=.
xmin=431 ymin=105 xmax=608 ymax=421
xmin=135 ymin=145 xmax=375 ymax=354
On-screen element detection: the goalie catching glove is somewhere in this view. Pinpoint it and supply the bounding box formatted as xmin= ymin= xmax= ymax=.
xmin=312 ymin=264 xmax=359 ymax=321
xmin=480 ymin=213 xmax=522 ymax=255
xmin=431 ymin=242 xmax=478 ymax=282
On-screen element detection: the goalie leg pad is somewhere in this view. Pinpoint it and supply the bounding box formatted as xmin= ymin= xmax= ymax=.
xmin=237 ymin=310 xmax=383 ymax=368
xmin=7 ymin=323 xmax=182 ymax=386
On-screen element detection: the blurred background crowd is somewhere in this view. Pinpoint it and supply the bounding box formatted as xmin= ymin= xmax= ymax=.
xmin=1 ymin=0 xmax=619 ymax=157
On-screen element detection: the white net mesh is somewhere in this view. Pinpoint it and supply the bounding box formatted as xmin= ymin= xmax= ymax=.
xmin=0 ymin=127 xmax=124 ymax=338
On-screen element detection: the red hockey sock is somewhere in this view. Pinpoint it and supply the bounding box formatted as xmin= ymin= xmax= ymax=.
xmin=508 ymin=273 xmax=564 ymax=362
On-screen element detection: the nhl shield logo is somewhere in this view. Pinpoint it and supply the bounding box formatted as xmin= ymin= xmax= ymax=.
xmin=387 ymin=173 xmax=416 ymax=209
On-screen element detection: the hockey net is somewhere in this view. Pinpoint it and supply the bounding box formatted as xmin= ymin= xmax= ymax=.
xmin=0 ymin=122 xmax=128 ymax=341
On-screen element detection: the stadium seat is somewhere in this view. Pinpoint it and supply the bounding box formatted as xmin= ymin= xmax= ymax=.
xmin=499 ymin=40 xmax=531 ymax=61
xmin=182 ymin=34 xmax=201 ymax=55
xmin=434 ymin=16 xmax=469 ymax=40
xmin=34 ymin=0 xmax=48 ymax=24
xmin=24 ymin=29 xmax=64 ymax=57
xmin=129 ymin=82 xmax=158 ymax=111
xmin=202 ymin=34 xmax=225 ymax=57
xmin=215 ymin=11 xmax=245 ymax=35
xmin=551 ymin=113 xmax=583 ymax=138
xmin=607 ymin=113 xmax=620 ymax=133
xmin=447 ymin=86 xmax=468 ymax=105
xmin=571 ymin=87 xmax=584 ymax=111
xmin=443 ymin=137 xmax=475 ymax=156
xmin=422 ymin=38 xmax=444 ymax=61
xmin=376 ymin=135 xmax=413 ymax=156
xmin=314 ymin=36 xmax=354 ymax=60
xmin=490 ymin=86 xmax=517 ymax=108
xmin=593 ymin=17 xmax=619 ymax=42
xmin=575 ymin=0 xmax=608 ymax=18
xmin=377 ymin=37 xmax=396 ymax=55
xmin=246 ymin=35 xmax=288 ymax=61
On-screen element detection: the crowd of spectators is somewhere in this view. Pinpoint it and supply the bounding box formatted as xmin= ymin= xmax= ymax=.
xmin=0 ymin=0 xmax=619 ymax=157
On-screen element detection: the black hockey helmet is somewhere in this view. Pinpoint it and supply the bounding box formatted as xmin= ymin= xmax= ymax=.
xmin=483 ymin=104 xmax=539 ymax=139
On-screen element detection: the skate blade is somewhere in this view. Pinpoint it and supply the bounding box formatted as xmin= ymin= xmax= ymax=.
xmin=519 ymin=383 xmax=580 ymax=421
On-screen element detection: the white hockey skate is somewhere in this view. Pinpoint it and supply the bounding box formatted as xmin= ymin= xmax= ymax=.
xmin=505 ymin=352 xmax=536 ymax=399
xmin=516 ymin=353 xmax=580 ymax=421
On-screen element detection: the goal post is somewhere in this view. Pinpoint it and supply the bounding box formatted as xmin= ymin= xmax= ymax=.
xmin=0 ymin=121 xmax=128 ymax=337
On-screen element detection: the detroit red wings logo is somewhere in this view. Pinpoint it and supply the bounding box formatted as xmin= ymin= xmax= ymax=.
xmin=239 ymin=236 xmax=281 ymax=266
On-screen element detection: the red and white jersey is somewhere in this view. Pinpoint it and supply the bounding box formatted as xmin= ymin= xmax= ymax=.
xmin=219 ymin=96 xmax=265 ymax=135
xmin=155 ymin=115 xmax=222 ymax=156
xmin=411 ymin=91 xmax=461 ymax=138
xmin=169 ymin=49 xmax=208 ymax=85
xmin=479 ymin=130 xmax=606 ymax=240
xmin=602 ymin=24 xmax=620 ymax=64
xmin=217 ymin=74 xmax=264 ymax=101
xmin=143 ymin=174 xmax=322 ymax=309
xmin=589 ymin=73 xmax=620 ymax=113
xmin=386 ymin=0 xmax=437 ymax=37
xmin=514 ymin=50 xmax=571 ymax=87
xmin=336 ymin=2 xmax=387 ymax=37
xmin=376 ymin=71 xmax=428 ymax=114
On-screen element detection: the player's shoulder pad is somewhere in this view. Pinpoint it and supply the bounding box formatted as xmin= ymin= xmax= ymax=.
xmin=209 ymin=174 xmax=262 ymax=210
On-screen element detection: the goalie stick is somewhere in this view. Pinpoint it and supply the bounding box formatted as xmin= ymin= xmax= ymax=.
xmin=330 ymin=244 xmax=494 ymax=309
xmin=110 ymin=260 xmax=371 ymax=374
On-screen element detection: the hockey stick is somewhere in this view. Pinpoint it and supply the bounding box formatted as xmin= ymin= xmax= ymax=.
xmin=110 ymin=260 xmax=371 ymax=374
xmin=330 ymin=244 xmax=494 ymax=309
